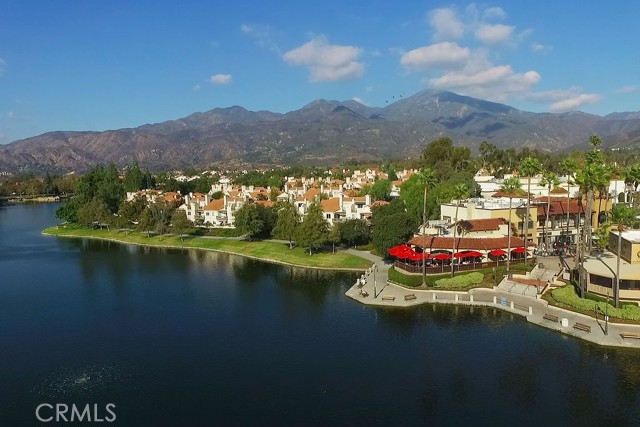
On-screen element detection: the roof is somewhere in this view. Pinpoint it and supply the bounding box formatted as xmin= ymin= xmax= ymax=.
xmin=491 ymin=190 xmax=530 ymax=198
xmin=203 ymin=199 xmax=225 ymax=211
xmin=458 ymin=218 xmax=507 ymax=232
xmin=321 ymin=197 xmax=342 ymax=212
xmin=535 ymin=200 xmax=590 ymax=216
xmin=409 ymin=235 xmax=528 ymax=251
xmin=256 ymin=200 xmax=274 ymax=208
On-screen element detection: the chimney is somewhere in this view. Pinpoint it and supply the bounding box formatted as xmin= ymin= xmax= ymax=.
xmin=339 ymin=193 xmax=344 ymax=210
xmin=205 ymin=194 xmax=211 ymax=205
xmin=467 ymin=201 xmax=476 ymax=220
xmin=365 ymin=194 xmax=371 ymax=206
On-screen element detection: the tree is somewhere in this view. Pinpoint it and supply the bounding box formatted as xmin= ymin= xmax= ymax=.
xmin=124 ymin=163 xmax=146 ymax=192
xmin=417 ymin=168 xmax=438 ymax=286
xmin=371 ymin=199 xmax=417 ymax=257
xmin=500 ymin=176 xmax=522 ymax=271
xmin=77 ymin=198 xmax=110 ymax=228
xmin=272 ymin=201 xmax=299 ymax=249
xmin=369 ymin=179 xmax=391 ymax=201
xmin=234 ymin=203 xmax=264 ymax=240
xmin=328 ymin=224 xmax=341 ymax=254
xmin=118 ymin=195 xmax=146 ymax=225
xmin=561 ymin=158 xmax=578 ymax=237
xmin=296 ymin=202 xmax=329 ymax=255
xmin=610 ymin=204 xmax=637 ymax=307
xmin=519 ymin=156 xmax=542 ymax=262
xmin=449 ymin=183 xmax=469 ymax=277
xmin=171 ymin=210 xmax=191 ymax=241
xmin=338 ymin=219 xmax=371 ymax=248
xmin=540 ymin=171 xmax=560 ymax=253
xmin=137 ymin=208 xmax=156 ymax=237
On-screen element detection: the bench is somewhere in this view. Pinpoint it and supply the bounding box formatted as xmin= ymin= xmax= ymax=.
xmin=573 ymin=322 xmax=591 ymax=333
xmin=620 ymin=332 xmax=640 ymax=340
xmin=382 ymin=295 xmax=396 ymax=301
xmin=543 ymin=313 xmax=559 ymax=323
xmin=404 ymin=294 xmax=417 ymax=301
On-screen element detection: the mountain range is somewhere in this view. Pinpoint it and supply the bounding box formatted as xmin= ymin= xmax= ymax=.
xmin=2 ymin=89 xmax=640 ymax=173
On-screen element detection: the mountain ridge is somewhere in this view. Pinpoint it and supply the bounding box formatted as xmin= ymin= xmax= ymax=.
xmin=2 ymin=89 xmax=640 ymax=173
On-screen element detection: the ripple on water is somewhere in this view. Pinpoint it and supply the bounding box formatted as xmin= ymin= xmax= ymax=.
xmin=32 ymin=363 xmax=129 ymax=400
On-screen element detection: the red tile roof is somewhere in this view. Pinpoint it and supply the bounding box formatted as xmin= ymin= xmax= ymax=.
xmin=321 ymin=198 xmax=341 ymax=212
xmin=203 ymin=199 xmax=225 ymax=211
xmin=458 ymin=218 xmax=507 ymax=232
xmin=409 ymin=235 xmax=528 ymax=251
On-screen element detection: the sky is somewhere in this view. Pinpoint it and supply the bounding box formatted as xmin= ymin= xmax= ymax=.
xmin=1 ymin=1 xmax=639 ymax=144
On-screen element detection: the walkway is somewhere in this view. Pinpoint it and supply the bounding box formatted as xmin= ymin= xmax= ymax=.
xmin=344 ymin=251 xmax=640 ymax=349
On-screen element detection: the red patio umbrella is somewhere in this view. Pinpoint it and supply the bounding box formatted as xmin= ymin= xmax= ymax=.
xmin=395 ymin=248 xmax=414 ymax=259
xmin=465 ymin=251 xmax=484 ymax=258
xmin=512 ymin=247 xmax=528 ymax=253
xmin=432 ymin=253 xmax=452 ymax=260
xmin=408 ymin=251 xmax=427 ymax=262
xmin=489 ymin=249 xmax=507 ymax=256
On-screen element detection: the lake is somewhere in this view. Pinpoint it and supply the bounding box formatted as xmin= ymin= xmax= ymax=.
xmin=2 ymin=203 xmax=640 ymax=426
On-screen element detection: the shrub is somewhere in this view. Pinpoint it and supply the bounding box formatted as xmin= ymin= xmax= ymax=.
xmin=434 ymin=272 xmax=484 ymax=289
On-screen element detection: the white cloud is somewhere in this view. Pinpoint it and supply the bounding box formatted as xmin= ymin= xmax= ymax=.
xmin=210 ymin=74 xmax=232 ymax=85
xmin=283 ymin=36 xmax=364 ymax=82
xmin=475 ymin=24 xmax=514 ymax=45
xmin=429 ymin=8 xmax=464 ymax=41
xmin=483 ymin=7 xmax=506 ymax=20
xmin=525 ymin=87 xmax=601 ymax=112
xmin=240 ymin=23 xmax=281 ymax=54
xmin=550 ymin=94 xmax=600 ymax=112
xmin=352 ymin=96 xmax=368 ymax=105
xmin=428 ymin=53 xmax=541 ymax=102
xmin=401 ymin=42 xmax=470 ymax=70
xmin=531 ymin=43 xmax=545 ymax=52
xmin=614 ymin=85 xmax=638 ymax=94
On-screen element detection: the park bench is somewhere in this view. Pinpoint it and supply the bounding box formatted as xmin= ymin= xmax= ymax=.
xmin=543 ymin=313 xmax=559 ymax=323
xmin=620 ymin=332 xmax=640 ymax=340
xmin=573 ymin=322 xmax=591 ymax=333
xmin=404 ymin=294 xmax=417 ymax=301
xmin=382 ymin=295 xmax=396 ymax=301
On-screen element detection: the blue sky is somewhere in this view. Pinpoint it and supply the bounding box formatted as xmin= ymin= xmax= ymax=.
xmin=1 ymin=1 xmax=639 ymax=144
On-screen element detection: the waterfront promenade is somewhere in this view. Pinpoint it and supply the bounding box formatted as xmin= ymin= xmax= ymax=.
xmin=345 ymin=251 xmax=640 ymax=349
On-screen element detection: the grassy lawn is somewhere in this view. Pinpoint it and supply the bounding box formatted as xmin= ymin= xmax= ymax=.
xmin=387 ymin=263 xmax=533 ymax=291
xmin=43 ymin=226 xmax=373 ymax=270
xmin=545 ymin=285 xmax=640 ymax=322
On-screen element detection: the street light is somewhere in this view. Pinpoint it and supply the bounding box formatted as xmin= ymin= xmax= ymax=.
xmin=605 ymin=292 xmax=609 ymax=336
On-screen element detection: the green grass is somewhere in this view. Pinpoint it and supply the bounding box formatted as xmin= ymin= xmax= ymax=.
xmin=548 ymin=285 xmax=640 ymax=322
xmin=435 ymin=272 xmax=484 ymax=289
xmin=43 ymin=226 xmax=373 ymax=270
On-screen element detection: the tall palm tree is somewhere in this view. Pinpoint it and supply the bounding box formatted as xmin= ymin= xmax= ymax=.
xmin=417 ymin=168 xmax=438 ymax=286
xmin=610 ymin=204 xmax=636 ymax=308
xmin=575 ymin=163 xmax=606 ymax=297
xmin=450 ymin=183 xmax=469 ymax=277
xmin=596 ymin=165 xmax=612 ymax=227
xmin=540 ymin=171 xmax=560 ymax=253
xmin=519 ymin=156 xmax=542 ymax=261
xmin=561 ymin=158 xmax=577 ymax=240
xmin=500 ymin=176 xmax=522 ymax=272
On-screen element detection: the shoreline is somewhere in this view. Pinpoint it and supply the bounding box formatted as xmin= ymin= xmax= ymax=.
xmin=347 ymin=262 xmax=640 ymax=349
xmin=42 ymin=228 xmax=372 ymax=273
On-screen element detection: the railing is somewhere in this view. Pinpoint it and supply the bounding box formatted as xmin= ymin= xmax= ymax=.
xmin=394 ymin=258 xmax=529 ymax=275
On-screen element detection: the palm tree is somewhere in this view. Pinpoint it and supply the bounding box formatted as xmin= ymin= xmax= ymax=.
xmin=540 ymin=171 xmax=560 ymax=254
xmin=610 ymin=204 xmax=636 ymax=308
xmin=500 ymin=176 xmax=522 ymax=271
xmin=595 ymin=165 xmax=612 ymax=227
xmin=575 ymin=163 xmax=606 ymax=297
xmin=450 ymin=183 xmax=469 ymax=277
xmin=561 ymin=158 xmax=577 ymax=240
xmin=417 ymin=168 xmax=438 ymax=286
xmin=519 ymin=156 xmax=542 ymax=261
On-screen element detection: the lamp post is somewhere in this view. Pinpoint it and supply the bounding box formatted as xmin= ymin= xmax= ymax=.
xmin=373 ymin=265 xmax=377 ymax=298
xmin=616 ymin=224 xmax=623 ymax=308
xmin=605 ymin=292 xmax=609 ymax=336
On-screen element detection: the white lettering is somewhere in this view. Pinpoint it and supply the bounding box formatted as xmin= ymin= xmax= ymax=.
xmin=56 ymin=403 xmax=69 ymax=422
xmin=35 ymin=403 xmax=53 ymax=422
xmin=105 ymin=403 xmax=116 ymax=422
xmin=71 ymin=404 xmax=91 ymax=422
xmin=93 ymin=403 xmax=104 ymax=422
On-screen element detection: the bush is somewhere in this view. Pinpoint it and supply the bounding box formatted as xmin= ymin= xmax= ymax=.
xmin=388 ymin=267 xmax=424 ymax=287
xmin=551 ymin=285 xmax=640 ymax=321
xmin=434 ymin=272 xmax=484 ymax=289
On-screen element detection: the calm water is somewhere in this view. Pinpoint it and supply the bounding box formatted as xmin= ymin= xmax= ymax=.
xmin=2 ymin=203 xmax=640 ymax=426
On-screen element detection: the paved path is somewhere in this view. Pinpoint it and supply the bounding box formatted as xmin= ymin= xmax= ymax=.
xmin=344 ymin=252 xmax=640 ymax=349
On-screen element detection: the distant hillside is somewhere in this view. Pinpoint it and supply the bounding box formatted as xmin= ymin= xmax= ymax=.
xmin=2 ymin=89 xmax=640 ymax=173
